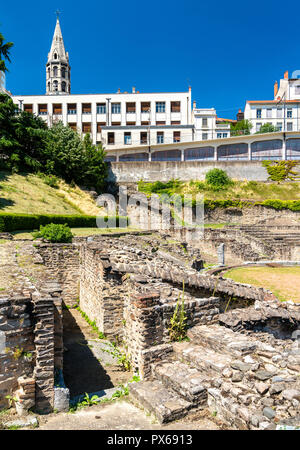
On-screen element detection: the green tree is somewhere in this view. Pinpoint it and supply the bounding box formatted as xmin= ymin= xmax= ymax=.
xmin=0 ymin=32 xmax=13 ymax=73
xmin=81 ymin=133 xmax=107 ymax=191
xmin=256 ymin=123 xmax=278 ymax=134
xmin=230 ymin=119 xmax=252 ymax=136
xmin=44 ymin=124 xmax=107 ymax=192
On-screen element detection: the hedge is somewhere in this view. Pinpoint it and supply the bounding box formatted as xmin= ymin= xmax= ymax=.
xmin=165 ymin=196 xmax=300 ymax=212
xmin=0 ymin=213 xmax=129 ymax=232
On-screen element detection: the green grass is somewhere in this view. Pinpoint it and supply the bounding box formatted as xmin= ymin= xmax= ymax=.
xmin=138 ymin=179 xmax=300 ymax=202
xmin=0 ymin=171 xmax=103 ymax=216
xmin=11 ymin=227 xmax=141 ymax=240
xmin=224 ymin=266 xmax=300 ymax=302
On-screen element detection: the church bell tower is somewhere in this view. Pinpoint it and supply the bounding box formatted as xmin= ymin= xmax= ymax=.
xmin=46 ymin=13 xmax=71 ymax=95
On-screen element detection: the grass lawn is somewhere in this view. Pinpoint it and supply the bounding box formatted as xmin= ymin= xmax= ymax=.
xmin=0 ymin=171 xmax=103 ymax=215
xmin=224 ymin=266 xmax=300 ymax=302
xmin=138 ymin=179 xmax=300 ymax=202
xmin=11 ymin=227 xmax=141 ymax=240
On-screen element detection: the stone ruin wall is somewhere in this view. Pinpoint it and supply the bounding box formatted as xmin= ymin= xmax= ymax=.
xmin=34 ymin=243 xmax=80 ymax=307
xmin=0 ymin=285 xmax=63 ymax=414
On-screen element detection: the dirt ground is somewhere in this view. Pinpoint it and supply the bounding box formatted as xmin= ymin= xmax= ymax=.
xmin=63 ymin=309 xmax=133 ymax=398
xmin=36 ymin=400 xmax=221 ymax=430
xmin=224 ymin=266 xmax=300 ymax=302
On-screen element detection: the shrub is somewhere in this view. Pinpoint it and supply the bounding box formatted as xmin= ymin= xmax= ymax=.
xmin=262 ymin=160 xmax=300 ymax=183
xmin=38 ymin=173 xmax=59 ymax=189
xmin=205 ymin=169 xmax=233 ymax=190
xmin=33 ymin=223 xmax=74 ymax=243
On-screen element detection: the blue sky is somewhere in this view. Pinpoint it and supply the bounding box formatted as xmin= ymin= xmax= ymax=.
xmin=2 ymin=0 xmax=300 ymax=119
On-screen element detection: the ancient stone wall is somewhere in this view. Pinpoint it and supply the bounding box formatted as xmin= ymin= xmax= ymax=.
xmin=123 ymin=290 xmax=221 ymax=378
xmin=35 ymin=243 xmax=80 ymax=307
xmin=0 ymin=296 xmax=35 ymax=410
xmin=79 ymin=245 xmax=125 ymax=337
xmin=0 ymin=287 xmax=63 ymax=413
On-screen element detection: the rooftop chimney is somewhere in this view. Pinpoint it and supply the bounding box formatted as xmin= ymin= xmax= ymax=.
xmin=132 ymin=86 xmax=136 ymax=93
xmin=274 ymin=80 xmax=278 ymax=98
xmin=193 ymin=100 xmax=196 ymax=109
xmin=284 ymin=71 xmax=289 ymax=80
xmin=188 ymin=86 xmax=192 ymax=93
xmin=117 ymin=88 xmax=121 ymax=94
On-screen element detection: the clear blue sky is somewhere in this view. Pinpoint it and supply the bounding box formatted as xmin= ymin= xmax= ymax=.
xmin=2 ymin=0 xmax=300 ymax=119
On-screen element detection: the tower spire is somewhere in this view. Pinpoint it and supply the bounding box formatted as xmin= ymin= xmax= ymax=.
xmin=46 ymin=14 xmax=71 ymax=95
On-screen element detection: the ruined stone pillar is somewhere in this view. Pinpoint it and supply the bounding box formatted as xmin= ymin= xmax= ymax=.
xmin=217 ymin=243 xmax=225 ymax=266
xmin=33 ymin=296 xmax=55 ymax=414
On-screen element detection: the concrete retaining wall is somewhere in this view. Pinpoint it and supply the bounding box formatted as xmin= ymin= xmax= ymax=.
xmin=107 ymin=161 xmax=269 ymax=183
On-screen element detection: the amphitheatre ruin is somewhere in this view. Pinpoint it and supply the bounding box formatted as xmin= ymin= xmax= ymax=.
xmin=0 ymin=168 xmax=300 ymax=432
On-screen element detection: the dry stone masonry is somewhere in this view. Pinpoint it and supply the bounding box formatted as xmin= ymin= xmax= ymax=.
xmin=0 ymin=230 xmax=299 ymax=429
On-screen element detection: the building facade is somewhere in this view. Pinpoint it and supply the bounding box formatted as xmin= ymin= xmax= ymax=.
xmin=244 ymin=71 xmax=300 ymax=134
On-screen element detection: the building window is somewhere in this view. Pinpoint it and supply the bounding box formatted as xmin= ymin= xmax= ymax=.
xmin=266 ymin=108 xmax=272 ymax=118
xmin=277 ymin=108 xmax=282 ymax=118
xmin=140 ymin=132 xmax=148 ymax=144
xmin=69 ymin=123 xmax=77 ymax=131
xmin=126 ymin=122 xmax=136 ymax=126
xmin=173 ymin=131 xmax=180 ymax=142
xmin=38 ymin=104 xmax=48 ymax=115
xmin=223 ymin=133 xmax=228 ymax=138
xmin=61 ymin=82 xmax=66 ymax=92
xmin=54 ymin=53 xmax=57 ymax=60
xmin=68 ymin=104 xmax=77 ymax=115
xmin=171 ymin=101 xmax=180 ymax=112
xmin=53 ymin=104 xmax=62 ymax=115
xmin=217 ymin=133 xmax=222 ymax=138
xmin=156 ymin=121 xmax=166 ymax=126
xmin=82 ymin=123 xmax=91 ymax=133
xmin=141 ymin=102 xmax=150 ymax=113
xmin=53 ymin=80 xmax=58 ymax=92
xmin=276 ymin=122 xmax=282 ymax=131
xmin=126 ymin=103 xmax=136 ymax=113
xmin=82 ymin=103 xmax=91 ymax=114
xmin=97 ymin=123 xmax=106 ymax=133
xmin=256 ymin=108 xmax=262 ymax=119
xmin=287 ymin=109 xmax=293 ymax=118
xmin=202 ymin=133 xmax=208 ymax=140
xmin=61 ymin=67 xmax=66 ymax=78
xmin=171 ymin=121 xmax=181 ymax=125
xmin=97 ymin=103 xmax=106 ymax=114
xmin=287 ymin=122 xmax=293 ymax=131
xmin=24 ymin=104 xmax=33 ymax=114
xmin=296 ymin=85 xmax=300 ymax=95
xmin=53 ymin=66 xmax=58 ymax=77
xmin=202 ymin=118 xmax=208 ymax=127
xmin=156 ymin=102 xmax=165 ymax=113
xmin=141 ymin=121 xmax=150 ymax=125
xmin=108 ymin=132 xmax=115 ymax=144
xmin=256 ymin=123 xmax=262 ymax=132
xmin=157 ymin=132 xmax=164 ymax=144
xmin=124 ymin=132 xmax=132 ymax=144
xmin=111 ymin=122 xmax=121 ymax=126
xmin=111 ymin=103 xmax=121 ymax=114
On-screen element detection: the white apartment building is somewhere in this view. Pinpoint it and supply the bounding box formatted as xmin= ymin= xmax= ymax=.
xmin=11 ymin=17 xmax=195 ymax=160
xmin=192 ymin=105 xmax=232 ymax=141
xmin=244 ymin=71 xmax=300 ymax=133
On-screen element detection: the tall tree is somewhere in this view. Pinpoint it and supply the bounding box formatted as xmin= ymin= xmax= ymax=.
xmin=0 ymin=32 xmax=13 ymax=73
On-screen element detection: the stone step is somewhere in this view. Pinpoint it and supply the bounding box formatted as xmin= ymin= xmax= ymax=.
xmin=152 ymin=360 xmax=208 ymax=406
xmin=187 ymin=324 xmax=258 ymax=356
xmin=173 ymin=341 xmax=232 ymax=374
xmin=129 ymin=380 xmax=192 ymax=424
